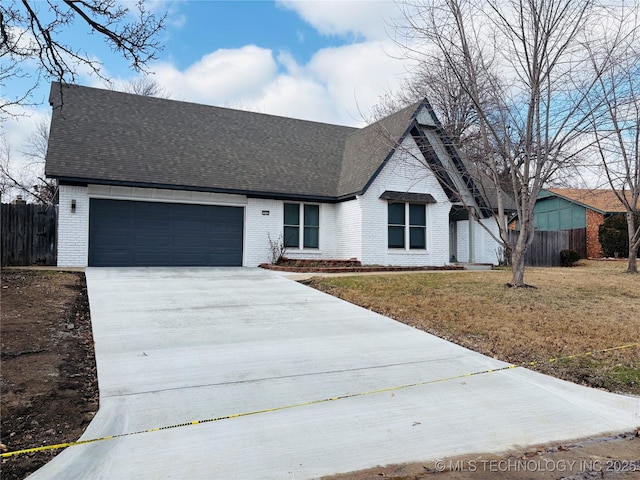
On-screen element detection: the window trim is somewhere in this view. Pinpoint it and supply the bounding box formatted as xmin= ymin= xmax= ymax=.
xmin=284 ymin=203 xmax=300 ymax=248
xmin=284 ymin=202 xmax=320 ymax=250
xmin=387 ymin=202 xmax=427 ymax=251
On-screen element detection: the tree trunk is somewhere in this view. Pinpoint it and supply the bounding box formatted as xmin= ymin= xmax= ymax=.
xmin=509 ymin=248 xmax=525 ymax=287
xmin=628 ymin=249 xmax=638 ymax=274
xmin=510 ymin=242 xmax=527 ymax=287
xmin=627 ymin=212 xmax=638 ymax=274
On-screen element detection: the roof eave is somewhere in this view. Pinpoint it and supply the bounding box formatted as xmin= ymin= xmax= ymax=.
xmin=541 ymin=189 xmax=626 ymax=215
xmin=54 ymin=177 xmax=352 ymax=204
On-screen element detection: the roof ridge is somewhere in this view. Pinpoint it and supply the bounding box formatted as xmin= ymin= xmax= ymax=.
xmin=544 ymin=187 xmax=635 ymax=213
xmin=49 ymin=81 xmax=360 ymax=131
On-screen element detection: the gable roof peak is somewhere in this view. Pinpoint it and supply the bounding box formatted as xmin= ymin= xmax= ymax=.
xmin=337 ymin=101 xmax=426 ymax=197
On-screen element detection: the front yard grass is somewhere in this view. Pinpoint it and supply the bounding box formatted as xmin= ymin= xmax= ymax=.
xmin=304 ymin=260 xmax=640 ymax=395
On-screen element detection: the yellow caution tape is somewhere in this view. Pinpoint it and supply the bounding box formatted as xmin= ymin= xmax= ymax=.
xmin=527 ymin=342 xmax=639 ymax=366
xmin=2 ymin=342 xmax=638 ymax=458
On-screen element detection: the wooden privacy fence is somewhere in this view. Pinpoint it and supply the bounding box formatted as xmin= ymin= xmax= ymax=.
xmin=1 ymin=203 xmax=57 ymax=266
xmin=507 ymin=228 xmax=586 ymax=267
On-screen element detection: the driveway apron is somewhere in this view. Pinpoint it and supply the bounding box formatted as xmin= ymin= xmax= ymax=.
xmin=29 ymin=268 xmax=639 ymax=479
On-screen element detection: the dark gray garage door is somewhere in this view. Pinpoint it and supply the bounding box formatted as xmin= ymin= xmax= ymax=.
xmin=89 ymin=199 xmax=243 ymax=266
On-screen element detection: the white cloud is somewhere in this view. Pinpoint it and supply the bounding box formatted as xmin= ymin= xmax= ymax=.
xmin=152 ymin=45 xmax=278 ymax=105
xmin=306 ymin=41 xmax=408 ymax=121
xmin=2 ymin=106 xmax=50 ymax=154
xmin=277 ymin=0 xmax=399 ymax=41
xmin=256 ymin=74 xmax=335 ymax=121
xmin=144 ymin=40 xmax=407 ymax=126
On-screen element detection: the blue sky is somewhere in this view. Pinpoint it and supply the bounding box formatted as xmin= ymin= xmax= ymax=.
xmin=4 ymin=1 xmax=408 ymax=121
xmin=165 ymin=2 xmax=337 ymax=68
xmin=2 ymin=1 xmax=411 ymax=199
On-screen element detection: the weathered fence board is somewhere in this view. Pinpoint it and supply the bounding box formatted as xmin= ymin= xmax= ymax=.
xmin=1 ymin=204 xmax=57 ymax=266
xmin=567 ymin=228 xmax=587 ymax=259
xmin=507 ymin=228 xmax=587 ymax=267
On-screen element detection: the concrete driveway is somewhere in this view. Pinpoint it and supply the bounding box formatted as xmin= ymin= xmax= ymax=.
xmin=30 ymin=268 xmax=639 ymax=479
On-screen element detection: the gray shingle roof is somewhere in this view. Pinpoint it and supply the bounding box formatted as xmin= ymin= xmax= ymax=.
xmin=338 ymin=102 xmax=421 ymax=196
xmin=44 ymin=83 xmax=460 ymax=202
xmin=46 ymin=83 xmax=364 ymax=200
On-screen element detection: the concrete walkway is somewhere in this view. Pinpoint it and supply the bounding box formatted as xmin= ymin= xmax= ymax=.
xmin=30 ymin=268 xmax=639 ymax=479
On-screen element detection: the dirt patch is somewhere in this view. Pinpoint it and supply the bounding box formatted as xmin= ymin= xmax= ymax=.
xmin=322 ymin=431 xmax=640 ymax=480
xmin=1 ymin=270 xmax=98 ymax=480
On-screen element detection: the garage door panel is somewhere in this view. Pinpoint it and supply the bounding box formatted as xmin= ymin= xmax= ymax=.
xmin=210 ymin=227 xmax=243 ymax=238
xmin=175 ymin=220 xmax=213 ymax=229
xmin=94 ymin=234 xmax=133 ymax=244
xmin=132 ymin=250 xmax=171 ymax=267
xmin=172 ymin=236 xmax=208 ymax=249
xmin=170 ymin=253 xmax=209 ymax=264
xmin=94 ymin=251 xmax=132 ymax=265
xmin=89 ymin=199 xmax=243 ymax=266
xmin=134 ymin=235 xmax=171 ymax=248
xmin=136 ymin=218 xmax=171 ymax=230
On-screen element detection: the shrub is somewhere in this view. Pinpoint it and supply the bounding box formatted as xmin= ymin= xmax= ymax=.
xmin=560 ymin=249 xmax=580 ymax=267
xmin=598 ymin=214 xmax=628 ymax=258
xmin=267 ymin=233 xmax=287 ymax=265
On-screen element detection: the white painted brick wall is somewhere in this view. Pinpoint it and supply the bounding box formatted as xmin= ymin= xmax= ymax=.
xmin=57 ymin=165 xmax=502 ymax=267
xmin=477 ymin=216 xmax=503 ymax=264
xmin=452 ymin=218 xmax=502 ymax=264
xmin=244 ymin=198 xmax=283 ymax=267
xmin=87 ymin=184 xmax=247 ymax=206
xmin=359 ymin=138 xmax=453 ymax=266
xmin=245 ymin=200 xmax=342 ymax=266
xmin=57 ymin=185 xmax=90 ymax=266
xmin=334 ymin=199 xmax=362 ymax=260
xmin=456 ymin=221 xmax=470 ymax=263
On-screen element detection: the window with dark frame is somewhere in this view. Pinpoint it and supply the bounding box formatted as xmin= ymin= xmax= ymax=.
xmin=303 ymin=204 xmax=319 ymax=248
xmin=284 ymin=203 xmax=300 ymax=248
xmin=409 ymin=204 xmax=426 ymax=249
xmin=388 ymin=203 xmax=405 ymax=248
xmin=387 ymin=203 xmax=426 ymax=249
xmin=284 ymin=203 xmax=319 ymax=249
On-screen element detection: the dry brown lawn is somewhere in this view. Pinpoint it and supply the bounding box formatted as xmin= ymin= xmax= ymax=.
xmin=305 ymin=260 xmax=640 ymax=395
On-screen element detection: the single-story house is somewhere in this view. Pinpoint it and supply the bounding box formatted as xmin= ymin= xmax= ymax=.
xmin=533 ymin=188 xmax=633 ymax=258
xmin=45 ymin=82 xmax=502 ymax=267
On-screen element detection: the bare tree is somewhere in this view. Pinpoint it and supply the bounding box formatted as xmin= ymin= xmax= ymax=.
xmin=0 ymin=116 xmax=56 ymax=204
xmin=583 ymin=8 xmax=640 ymax=273
xmin=0 ymin=75 xmax=172 ymax=204
xmin=373 ymin=55 xmax=517 ymax=196
xmin=0 ymin=134 xmax=41 ymax=202
xmin=373 ymin=58 xmax=480 ymax=147
xmin=1 ymin=1 xmax=165 ymax=205
xmin=393 ymin=0 xmax=631 ymax=287
xmin=0 ymin=137 xmax=16 ymax=200
xmin=0 ymin=0 xmax=166 ymax=114
xmin=118 ymin=76 xmax=171 ymax=98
